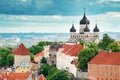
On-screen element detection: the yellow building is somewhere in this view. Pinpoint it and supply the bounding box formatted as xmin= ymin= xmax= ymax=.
xmin=15 ymin=62 xmax=32 ymax=73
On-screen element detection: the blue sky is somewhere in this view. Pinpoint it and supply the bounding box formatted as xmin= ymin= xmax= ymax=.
xmin=0 ymin=0 xmax=120 ymax=33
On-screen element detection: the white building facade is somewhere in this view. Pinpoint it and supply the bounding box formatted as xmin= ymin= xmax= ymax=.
xmin=57 ymin=44 xmax=83 ymax=77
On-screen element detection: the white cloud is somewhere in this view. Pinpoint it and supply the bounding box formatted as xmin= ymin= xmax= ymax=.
xmin=0 ymin=12 xmax=119 ymax=33
xmin=98 ymin=0 xmax=120 ymax=3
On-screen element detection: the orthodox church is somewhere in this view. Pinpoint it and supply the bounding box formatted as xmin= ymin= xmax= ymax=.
xmin=69 ymin=10 xmax=100 ymax=43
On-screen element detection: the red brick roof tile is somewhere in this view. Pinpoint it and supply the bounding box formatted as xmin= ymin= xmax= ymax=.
xmin=38 ymin=74 xmax=46 ymax=80
xmin=14 ymin=43 xmax=30 ymax=55
xmin=89 ymin=51 xmax=120 ymax=65
xmin=61 ymin=44 xmax=83 ymax=57
xmin=7 ymin=72 xmax=31 ymax=80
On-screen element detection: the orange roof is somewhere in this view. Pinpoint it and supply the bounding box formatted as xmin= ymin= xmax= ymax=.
xmin=89 ymin=51 xmax=120 ymax=65
xmin=61 ymin=44 xmax=83 ymax=57
xmin=62 ymin=45 xmax=73 ymax=53
xmin=7 ymin=72 xmax=31 ymax=80
xmin=38 ymin=74 xmax=46 ymax=80
xmin=14 ymin=43 xmax=30 ymax=55
xmin=36 ymin=52 xmax=44 ymax=57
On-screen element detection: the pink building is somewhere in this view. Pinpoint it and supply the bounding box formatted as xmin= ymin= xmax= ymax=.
xmin=88 ymin=51 xmax=120 ymax=80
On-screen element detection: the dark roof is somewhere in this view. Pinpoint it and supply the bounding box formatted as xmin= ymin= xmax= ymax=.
xmin=70 ymin=24 xmax=76 ymax=32
xmin=84 ymin=25 xmax=90 ymax=32
xmin=80 ymin=11 xmax=90 ymax=24
xmin=93 ymin=24 xmax=99 ymax=32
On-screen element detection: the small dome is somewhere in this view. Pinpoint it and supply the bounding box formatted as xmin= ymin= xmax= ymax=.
xmin=93 ymin=24 xmax=99 ymax=32
xmin=70 ymin=24 xmax=76 ymax=32
xmin=80 ymin=10 xmax=90 ymax=25
xmin=84 ymin=25 xmax=90 ymax=32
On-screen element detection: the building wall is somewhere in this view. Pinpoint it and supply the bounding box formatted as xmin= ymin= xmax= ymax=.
xmin=88 ymin=64 xmax=120 ymax=80
xmin=57 ymin=51 xmax=78 ymax=77
xmin=14 ymin=55 xmax=30 ymax=68
xmin=44 ymin=45 xmax=50 ymax=58
xmin=15 ymin=66 xmax=32 ymax=73
xmin=48 ymin=50 xmax=56 ymax=66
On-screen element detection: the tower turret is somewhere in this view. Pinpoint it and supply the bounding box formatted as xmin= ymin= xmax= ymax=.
xmin=79 ymin=8 xmax=90 ymax=34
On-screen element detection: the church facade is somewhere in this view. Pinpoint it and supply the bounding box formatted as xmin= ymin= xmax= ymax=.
xmin=69 ymin=10 xmax=100 ymax=43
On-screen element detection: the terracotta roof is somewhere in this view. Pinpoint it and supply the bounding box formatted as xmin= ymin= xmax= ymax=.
xmin=7 ymin=72 xmax=31 ymax=80
xmin=61 ymin=44 xmax=83 ymax=56
xmin=36 ymin=52 xmax=44 ymax=57
xmin=62 ymin=45 xmax=73 ymax=53
xmin=38 ymin=74 xmax=46 ymax=80
xmin=14 ymin=43 xmax=30 ymax=55
xmin=89 ymin=51 xmax=120 ymax=65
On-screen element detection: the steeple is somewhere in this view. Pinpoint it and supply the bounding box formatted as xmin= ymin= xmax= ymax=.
xmin=70 ymin=24 xmax=76 ymax=32
xmin=84 ymin=24 xmax=90 ymax=32
xmin=80 ymin=8 xmax=90 ymax=25
xmin=93 ymin=22 xmax=99 ymax=32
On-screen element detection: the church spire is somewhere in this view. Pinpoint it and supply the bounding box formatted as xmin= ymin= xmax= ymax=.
xmin=80 ymin=8 xmax=90 ymax=25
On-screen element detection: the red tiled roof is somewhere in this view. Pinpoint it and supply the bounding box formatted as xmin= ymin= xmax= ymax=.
xmin=62 ymin=45 xmax=73 ymax=53
xmin=61 ymin=44 xmax=83 ymax=57
xmin=38 ymin=74 xmax=46 ymax=80
xmin=36 ymin=52 xmax=44 ymax=57
xmin=67 ymin=44 xmax=83 ymax=56
xmin=14 ymin=43 xmax=30 ymax=55
xmin=7 ymin=72 xmax=31 ymax=80
xmin=89 ymin=51 xmax=120 ymax=65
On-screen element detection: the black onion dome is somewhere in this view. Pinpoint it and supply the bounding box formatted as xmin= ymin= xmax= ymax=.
xmin=84 ymin=25 xmax=90 ymax=32
xmin=93 ymin=24 xmax=99 ymax=32
xmin=70 ymin=24 xmax=76 ymax=32
xmin=80 ymin=11 xmax=90 ymax=24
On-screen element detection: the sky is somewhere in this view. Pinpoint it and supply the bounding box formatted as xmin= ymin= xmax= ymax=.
xmin=0 ymin=0 xmax=120 ymax=33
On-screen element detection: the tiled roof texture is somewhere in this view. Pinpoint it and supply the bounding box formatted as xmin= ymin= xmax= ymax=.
xmin=36 ymin=52 xmax=44 ymax=57
xmin=89 ymin=51 xmax=120 ymax=65
xmin=62 ymin=44 xmax=83 ymax=56
xmin=38 ymin=74 xmax=46 ymax=80
xmin=7 ymin=72 xmax=31 ymax=80
xmin=14 ymin=43 xmax=30 ymax=55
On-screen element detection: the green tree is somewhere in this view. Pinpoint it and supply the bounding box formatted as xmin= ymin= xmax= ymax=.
xmin=0 ymin=48 xmax=12 ymax=67
xmin=30 ymin=53 xmax=34 ymax=62
xmin=6 ymin=54 xmax=14 ymax=66
xmin=29 ymin=45 xmax=43 ymax=55
xmin=78 ymin=48 xmax=96 ymax=71
xmin=48 ymin=70 xmax=69 ymax=80
xmin=79 ymin=40 xmax=85 ymax=46
xmin=98 ymin=34 xmax=114 ymax=50
xmin=89 ymin=43 xmax=99 ymax=54
xmin=38 ymin=64 xmax=49 ymax=76
xmin=107 ymin=42 xmax=120 ymax=52
xmin=41 ymin=57 xmax=47 ymax=64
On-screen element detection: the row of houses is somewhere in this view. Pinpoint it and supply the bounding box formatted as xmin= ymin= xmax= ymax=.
xmin=43 ymin=43 xmax=120 ymax=80
xmin=0 ymin=43 xmax=46 ymax=80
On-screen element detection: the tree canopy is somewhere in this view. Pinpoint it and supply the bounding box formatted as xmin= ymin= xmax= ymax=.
xmin=79 ymin=40 xmax=85 ymax=46
xmin=38 ymin=64 xmax=74 ymax=80
xmin=41 ymin=57 xmax=47 ymax=64
xmin=0 ymin=48 xmax=13 ymax=67
xmin=29 ymin=41 xmax=52 ymax=55
xmin=78 ymin=48 xmax=96 ymax=71
xmin=6 ymin=54 xmax=14 ymax=66
xmin=107 ymin=42 xmax=120 ymax=52
xmin=98 ymin=34 xmax=114 ymax=50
